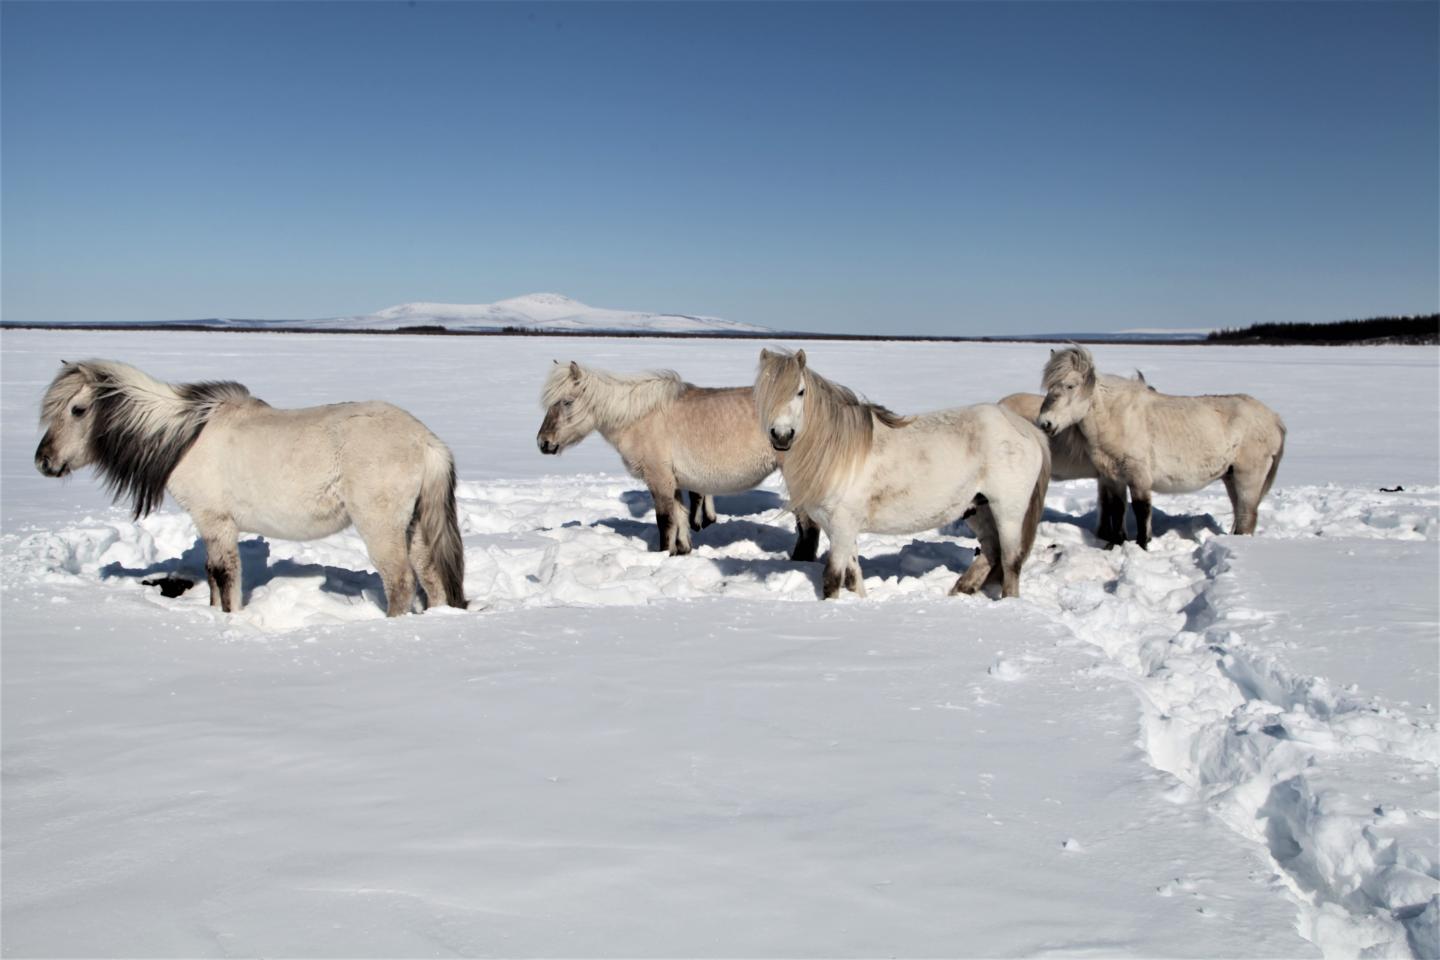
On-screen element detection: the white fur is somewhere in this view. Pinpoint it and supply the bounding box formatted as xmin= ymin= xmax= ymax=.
xmin=756 ymin=350 xmax=1051 ymax=600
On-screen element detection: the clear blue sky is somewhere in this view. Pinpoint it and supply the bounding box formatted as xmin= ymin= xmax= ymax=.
xmin=3 ymin=1 xmax=1436 ymax=334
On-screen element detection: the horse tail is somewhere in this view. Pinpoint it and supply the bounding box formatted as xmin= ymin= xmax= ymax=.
xmin=417 ymin=440 xmax=467 ymax=609
xmin=1020 ymin=428 xmax=1052 ymax=562
xmin=1260 ymin=416 xmax=1286 ymax=503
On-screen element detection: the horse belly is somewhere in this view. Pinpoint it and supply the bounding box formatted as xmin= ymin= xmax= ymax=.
xmin=863 ymin=475 xmax=974 ymax=534
xmin=229 ymin=480 xmax=350 ymax=541
xmin=209 ymin=423 xmax=353 ymax=541
xmin=671 ymin=448 xmax=774 ymax=495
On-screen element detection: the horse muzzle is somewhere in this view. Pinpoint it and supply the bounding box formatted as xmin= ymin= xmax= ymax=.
xmin=35 ymin=454 xmax=70 ymax=477
xmin=768 ymin=429 xmax=794 ymax=452
xmin=1036 ymin=417 xmax=1059 ymax=437
xmin=537 ymin=437 xmax=560 ymax=455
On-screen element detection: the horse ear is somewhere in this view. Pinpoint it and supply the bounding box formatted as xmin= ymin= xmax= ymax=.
xmin=569 ymin=361 xmax=581 ymax=382
xmin=1136 ymin=369 xmax=1146 ymax=383
xmin=795 ymin=349 xmax=807 ymax=369
xmin=552 ymin=359 xmax=559 ymax=365
xmin=759 ymin=348 xmax=773 ymax=361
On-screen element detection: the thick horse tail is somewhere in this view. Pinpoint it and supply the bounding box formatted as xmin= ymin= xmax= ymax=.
xmin=1259 ymin=417 xmax=1286 ymax=503
xmin=1020 ymin=431 xmax=1052 ymax=562
xmin=417 ymin=441 xmax=467 ymax=609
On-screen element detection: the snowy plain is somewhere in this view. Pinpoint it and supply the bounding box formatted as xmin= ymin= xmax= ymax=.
xmin=1 ymin=330 xmax=1436 ymax=958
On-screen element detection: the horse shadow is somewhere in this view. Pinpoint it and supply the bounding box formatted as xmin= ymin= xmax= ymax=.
xmin=619 ymin=488 xmax=787 ymax=520
xmin=595 ymin=516 xmax=801 ymax=555
xmin=857 ymin=539 xmax=978 ymax=582
xmin=950 ymin=503 xmax=1225 ymax=546
xmin=100 ymin=537 xmax=387 ymax=609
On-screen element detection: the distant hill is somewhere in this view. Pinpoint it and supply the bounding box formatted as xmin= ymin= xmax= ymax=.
xmin=0 ymin=294 xmax=772 ymax=335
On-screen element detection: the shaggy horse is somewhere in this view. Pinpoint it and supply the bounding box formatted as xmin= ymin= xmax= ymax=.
xmin=1035 ymin=346 xmax=1286 ymax=548
xmin=755 ymin=349 xmax=1050 ymax=600
xmin=999 ymin=370 xmax=1152 ymax=546
xmin=536 ymin=361 xmax=819 ymax=560
xmin=35 ymin=360 xmax=466 ymax=616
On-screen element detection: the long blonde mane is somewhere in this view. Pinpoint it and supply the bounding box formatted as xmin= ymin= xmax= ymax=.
xmin=755 ymin=350 xmax=910 ymax=511
xmin=1042 ymin=345 xmax=1097 ymax=392
xmin=40 ymin=360 xmax=252 ymax=517
xmin=541 ymin=362 xmax=688 ymax=433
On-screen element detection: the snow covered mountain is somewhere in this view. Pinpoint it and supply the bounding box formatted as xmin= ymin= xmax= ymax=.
xmin=345 ymin=293 xmax=770 ymax=334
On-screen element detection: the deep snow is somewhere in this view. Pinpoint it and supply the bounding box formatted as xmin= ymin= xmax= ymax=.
xmin=2 ymin=331 xmax=1436 ymax=957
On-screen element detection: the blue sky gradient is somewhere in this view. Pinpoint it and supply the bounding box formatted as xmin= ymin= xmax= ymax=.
xmin=3 ymin=1 xmax=1436 ymax=333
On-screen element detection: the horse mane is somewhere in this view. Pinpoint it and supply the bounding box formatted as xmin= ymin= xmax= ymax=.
xmin=1041 ymin=345 xmax=1097 ymax=392
xmin=542 ymin=362 xmax=687 ymax=432
xmin=44 ymin=360 xmax=252 ymax=518
xmin=756 ymin=350 xmax=911 ymax=512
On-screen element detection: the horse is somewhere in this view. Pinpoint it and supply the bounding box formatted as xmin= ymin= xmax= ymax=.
xmin=1035 ymin=346 xmax=1285 ymax=549
xmin=35 ymin=360 xmax=467 ymax=616
xmin=754 ymin=349 xmax=1051 ymax=600
xmin=537 ymin=361 xmax=820 ymax=560
xmin=999 ymin=369 xmax=1152 ymax=546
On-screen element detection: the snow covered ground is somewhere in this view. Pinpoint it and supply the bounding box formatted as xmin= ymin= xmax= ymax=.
xmin=2 ymin=331 xmax=1436 ymax=957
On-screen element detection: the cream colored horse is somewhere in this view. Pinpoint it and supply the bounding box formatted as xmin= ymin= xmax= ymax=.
xmin=35 ymin=360 xmax=466 ymax=616
xmin=1035 ymin=346 xmax=1285 ymax=548
xmin=537 ymin=361 xmax=819 ymax=560
xmin=755 ymin=349 xmax=1051 ymax=599
xmin=1000 ymin=370 xmax=1152 ymax=546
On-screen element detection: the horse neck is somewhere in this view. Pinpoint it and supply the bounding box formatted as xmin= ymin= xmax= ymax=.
xmin=783 ymin=391 xmax=875 ymax=510
xmin=1076 ymin=380 xmax=1123 ymax=443
xmin=586 ymin=375 xmax=679 ymax=436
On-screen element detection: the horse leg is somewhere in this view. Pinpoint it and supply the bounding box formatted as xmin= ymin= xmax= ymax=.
xmin=844 ymin=558 xmax=866 ymax=597
xmin=686 ymin=491 xmax=706 ymax=532
xmin=408 ymin=525 xmax=445 ymax=611
xmin=702 ymin=494 xmax=717 ymax=528
xmin=1097 ymin=481 xmax=1127 ymax=548
xmin=953 ymin=503 xmax=1001 ymax=595
xmin=1228 ymin=465 xmax=1267 ymax=535
xmin=1130 ymin=489 xmax=1153 ymax=550
xmin=645 ymin=472 xmax=685 ymax=555
xmin=790 ymin=510 xmax=821 ymax=562
xmin=671 ymin=488 xmax=693 ymax=555
xmin=198 ymin=516 xmax=241 ymax=613
xmin=352 ymin=508 xmax=418 ymax=616
xmin=821 ymin=524 xmax=857 ymax=600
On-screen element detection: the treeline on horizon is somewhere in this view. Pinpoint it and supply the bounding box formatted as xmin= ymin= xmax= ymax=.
xmin=1207 ymin=314 xmax=1439 ymax=344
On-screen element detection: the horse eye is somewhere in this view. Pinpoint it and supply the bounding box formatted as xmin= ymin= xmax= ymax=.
xmin=562 ymin=399 xmax=574 ymax=408
xmin=71 ymin=405 xmax=87 ymax=417
xmin=797 ymin=388 xmax=805 ymax=397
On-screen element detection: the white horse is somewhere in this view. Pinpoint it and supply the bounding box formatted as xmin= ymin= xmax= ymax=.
xmin=755 ymin=349 xmax=1051 ymax=599
xmin=537 ymin=361 xmax=820 ymax=560
xmin=1035 ymin=346 xmax=1286 ymax=548
xmin=999 ymin=369 xmax=1152 ymax=546
xmin=35 ymin=360 xmax=466 ymax=616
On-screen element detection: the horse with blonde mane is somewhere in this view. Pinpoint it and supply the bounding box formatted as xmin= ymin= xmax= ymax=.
xmin=537 ymin=361 xmax=820 ymax=559
xmin=35 ymin=360 xmax=466 ymax=616
xmin=755 ymin=349 xmax=1051 ymax=599
xmin=999 ymin=369 xmax=1152 ymax=547
xmin=1036 ymin=346 xmax=1285 ymax=548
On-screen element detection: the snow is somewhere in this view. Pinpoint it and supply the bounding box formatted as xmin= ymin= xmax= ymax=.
xmin=2 ymin=331 xmax=1437 ymax=957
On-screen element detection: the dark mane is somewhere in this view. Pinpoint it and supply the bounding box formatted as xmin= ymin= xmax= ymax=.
xmin=80 ymin=365 xmax=252 ymax=518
